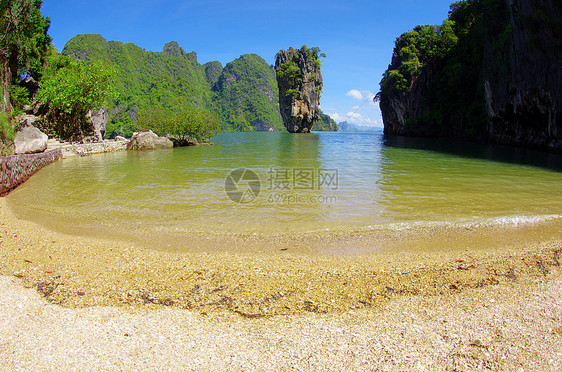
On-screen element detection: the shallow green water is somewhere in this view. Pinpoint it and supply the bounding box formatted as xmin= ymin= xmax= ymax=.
xmin=7 ymin=132 xmax=562 ymax=235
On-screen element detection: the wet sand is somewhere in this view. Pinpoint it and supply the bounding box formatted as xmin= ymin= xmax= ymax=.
xmin=1 ymin=197 xmax=561 ymax=369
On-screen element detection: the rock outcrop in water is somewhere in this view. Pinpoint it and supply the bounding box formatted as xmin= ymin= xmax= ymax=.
xmin=127 ymin=130 xmax=173 ymax=151
xmin=275 ymin=46 xmax=323 ymax=133
xmin=379 ymin=0 xmax=562 ymax=152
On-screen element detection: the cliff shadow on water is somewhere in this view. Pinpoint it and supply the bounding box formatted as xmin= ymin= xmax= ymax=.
xmin=383 ymin=135 xmax=562 ymax=172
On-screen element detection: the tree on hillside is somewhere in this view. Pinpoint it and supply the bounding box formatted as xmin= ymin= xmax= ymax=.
xmin=0 ymin=0 xmax=51 ymax=112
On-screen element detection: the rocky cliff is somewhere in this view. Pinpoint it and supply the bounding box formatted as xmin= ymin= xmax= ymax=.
xmin=275 ymin=47 xmax=323 ymax=133
xmin=379 ymin=0 xmax=562 ymax=152
xmin=483 ymin=0 xmax=562 ymax=150
xmin=214 ymin=54 xmax=284 ymax=131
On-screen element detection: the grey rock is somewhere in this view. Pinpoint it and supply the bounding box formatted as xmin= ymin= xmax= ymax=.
xmin=14 ymin=114 xmax=39 ymax=131
xmin=85 ymin=108 xmax=109 ymax=142
xmin=14 ymin=126 xmax=48 ymax=154
xmin=23 ymin=105 xmax=34 ymax=114
xmin=127 ymin=130 xmax=173 ymax=151
xmin=128 ymin=104 xmax=137 ymax=122
xmin=115 ymin=136 xmax=128 ymax=142
xmin=252 ymin=120 xmax=275 ymax=132
xmin=275 ymin=47 xmax=323 ymax=133
xmin=69 ymin=140 xmax=128 ymax=156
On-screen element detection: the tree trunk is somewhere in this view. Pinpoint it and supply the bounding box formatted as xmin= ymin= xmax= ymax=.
xmin=1 ymin=61 xmax=11 ymax=112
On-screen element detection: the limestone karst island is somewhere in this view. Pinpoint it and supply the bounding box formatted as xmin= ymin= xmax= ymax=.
xmin=1 ymin=0 xmax=561 ymax=370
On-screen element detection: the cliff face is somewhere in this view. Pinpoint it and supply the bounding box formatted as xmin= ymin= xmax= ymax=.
xmin=380 ymin=0 xmax=562 ymax=152
xmin=275 ymin=47 xmax=323 ymax=133
xmin=213 ymin=54 xmax=283 ymax=131
xmin=483 ymin=0 xmax=562 ymax=150
xmin=379 ymin=50 xmax=436 ymax=137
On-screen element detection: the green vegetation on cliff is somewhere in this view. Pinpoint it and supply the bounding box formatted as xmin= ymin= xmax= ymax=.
xmin=380 ymin=0 xmax=562 ymax=151
xmin=213 ymin=54 xmax=283 ymax=131
xmin=314 ymin=112 xmax=338 ymax=131
xmin=63 ymin=35 xmax=214 ymax=137
xmin=62 ymin=35 xmax=290 ymax=137
xmin=275 ymin=46 xmax=328 ymax=133
xmin=379 ymin=0 xmax=509 ymax=137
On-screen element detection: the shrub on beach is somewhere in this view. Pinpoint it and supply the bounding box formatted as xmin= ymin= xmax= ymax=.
xmin=137 ymin=105 xmax=222 ymax=143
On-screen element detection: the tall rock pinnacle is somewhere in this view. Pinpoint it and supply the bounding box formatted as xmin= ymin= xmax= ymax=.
xmin=275 ymin=46 xmax=323 ymax=133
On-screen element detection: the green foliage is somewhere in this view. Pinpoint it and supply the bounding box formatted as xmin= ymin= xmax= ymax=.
xmin=276 ymin=61 xmax=303 ymax=90
xmin=8 ymin=85 xmax=31 ymax=113
xmin=38 ymin=55 xmax=117 ymax=139
xmin=286 ymin=88 xmax=298 ymax=97
xmin=203 ymin=60 xmax=223 ymax=85
xmin=213 ymin=53 xmax=283 ymax=131
xmin=276 ymin=45 xmax=324 ymax=101
xmin=137 ymin=105 xmax=222 ymax=142
xmin=0 ymin=0 xmax=51 ymax=112
xmin=314 ymin=110 xmax=338 ymax=131
xmin=63 ymin=35 xmax=281 ymax=134
xmin=0 ymin=111 xmax=14 ymax=141
xmin=382 ymin=70 xmax=408 ymax=92
xmin=380 ymin=22 xmax=457 ymax=96
xmin=105 ymin=116 xmax=135 ymax=138
xmin=62 ymin=34 xmax=214 ymax=136
xmin=305 ymin=45 xmax=325 ymax=65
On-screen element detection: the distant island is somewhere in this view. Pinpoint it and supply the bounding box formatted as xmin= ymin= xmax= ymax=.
xmin=337 ymin=121 xmax=382 ymax=132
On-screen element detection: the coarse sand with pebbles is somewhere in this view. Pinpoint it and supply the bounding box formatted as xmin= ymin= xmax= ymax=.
xmin=1 ymin=197 xmax=561 ymax=370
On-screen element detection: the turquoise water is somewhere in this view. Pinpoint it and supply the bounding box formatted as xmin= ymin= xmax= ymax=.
xmin=6 ymin=131 xmax=562 ymax=235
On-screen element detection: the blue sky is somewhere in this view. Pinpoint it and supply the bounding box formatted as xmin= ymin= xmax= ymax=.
xmin=42 ymin=0 xmax=455 ymax=127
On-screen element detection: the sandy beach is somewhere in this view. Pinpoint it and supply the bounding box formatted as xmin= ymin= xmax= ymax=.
xmin=1 ymin=197 xmax=561 ymax=370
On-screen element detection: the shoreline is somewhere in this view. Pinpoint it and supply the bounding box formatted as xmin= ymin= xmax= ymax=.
xmin=1 ymin=197 xmax=560 ymax=316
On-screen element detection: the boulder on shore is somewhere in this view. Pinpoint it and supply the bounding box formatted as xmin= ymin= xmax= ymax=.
xmin=126 ymin=130 xmax=173 ymax=151
xmin=14 ymin=126 xmax=48 ymax=155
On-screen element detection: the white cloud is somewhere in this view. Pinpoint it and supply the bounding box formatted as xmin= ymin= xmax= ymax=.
xmin=345 ymin=89 xmax=378 ymax=106
xmin=345 ymin=89 xmax=364 ymax=100
xmin=326 ymin=89 xmax=383 ymax=128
